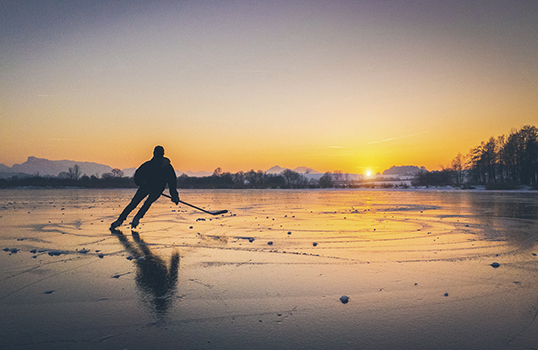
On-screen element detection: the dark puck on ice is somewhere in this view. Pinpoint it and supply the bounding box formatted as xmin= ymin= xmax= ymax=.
xmin=491 ymin=262 xmax=500 ymax=268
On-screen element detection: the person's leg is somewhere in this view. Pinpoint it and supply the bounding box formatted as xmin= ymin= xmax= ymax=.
xmin=131 ymin=191 xmax=161 ymax=228
xmin=110 ymin=188 xmax=149 ymax=229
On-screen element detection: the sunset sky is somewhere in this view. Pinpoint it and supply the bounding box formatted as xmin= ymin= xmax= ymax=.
xmin=1 ymin=0 xmax=537 ymax=174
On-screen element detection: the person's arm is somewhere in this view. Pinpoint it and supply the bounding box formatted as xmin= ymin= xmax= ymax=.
xmin=167 ymin=164 xmax=179 ymax=204
xmin=134 ymin=162 xmax=150 ymax=188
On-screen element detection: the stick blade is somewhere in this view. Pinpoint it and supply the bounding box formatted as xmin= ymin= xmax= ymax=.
xmin=209 ymin=209 xmax=228 ymax=215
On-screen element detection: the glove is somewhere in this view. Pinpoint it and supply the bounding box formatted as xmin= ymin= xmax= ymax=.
xmin=170 ymin=191 xmax=180 ymax=205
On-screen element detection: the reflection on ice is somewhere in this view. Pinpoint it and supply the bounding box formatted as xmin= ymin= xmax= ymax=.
xmin=111 ymin=228 xmax=179 ymax=316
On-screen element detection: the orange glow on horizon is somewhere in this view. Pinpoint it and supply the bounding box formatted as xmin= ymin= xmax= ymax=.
xmin=1 ymin=2 xmax=537 ymax=174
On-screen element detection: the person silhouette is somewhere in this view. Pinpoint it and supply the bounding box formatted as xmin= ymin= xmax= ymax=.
xmin=110 ymin=145 xmax=179 ymax=229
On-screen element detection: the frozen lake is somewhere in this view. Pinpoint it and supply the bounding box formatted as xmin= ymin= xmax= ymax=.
xmin=1 ymin=188 xmax=538 ymax=349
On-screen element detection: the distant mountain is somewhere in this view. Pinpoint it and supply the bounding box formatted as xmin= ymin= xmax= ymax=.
xmin=0 ymin=156 xmax=215 ymax=178
xmin=293 ymin=166 xmax=321 ymax=174
xmin=264 ymin=165 xmax=322 ymax=175
xmin=182 ymin=170 xmax=213 ymax=177
xmin=382 ymin=165 xmax=425 ymax=176
xmin=122 ymin=167 xmax=137 ymax=178
xmin=265 ymin=165 xmax=288 ymax=174
xmin=3 ymin=156 xmax=114 ymax=177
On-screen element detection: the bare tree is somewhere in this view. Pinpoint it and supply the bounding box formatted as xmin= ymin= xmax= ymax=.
xmin=67 ymin=164 xmax=81 ymax=180
xmin=450 ymin=152 xmax=467 ymax=186
xmin=281 ymin=169 xmax=307 ymax=188
xmin=111 ymin=168 xmax=124 ymax=178
xmin=333 ymin=171 xmax=343 ymax=187
xmin=213 ymin=167 xmax=222 ymax=177
xmin=319 ymin=172 xmax=334 ymax=188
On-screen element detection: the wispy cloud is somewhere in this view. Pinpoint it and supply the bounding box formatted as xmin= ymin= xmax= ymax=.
xmin=368 ymin=131 xmax=429 ymax=145
xmin=331 ymin=152 xmax=355 ymax=157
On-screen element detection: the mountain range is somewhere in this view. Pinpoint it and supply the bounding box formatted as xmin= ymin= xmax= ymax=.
xmin=0 ymin=157 xmax=115 ymax=178
xmin=0 ymin=156 xmax=423 ymax=179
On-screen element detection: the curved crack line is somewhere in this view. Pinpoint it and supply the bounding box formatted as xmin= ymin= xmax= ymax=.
xmin=506 ymin=306 xmax=538 ymax=346
xmin=0 ymin=259 xmax=100 ymax=301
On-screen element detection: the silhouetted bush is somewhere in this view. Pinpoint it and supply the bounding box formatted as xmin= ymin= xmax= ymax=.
xmin=412 ymin=170 xmax=453 ymax=187
xmin=0 ymin=175 xmax=135 ymax=188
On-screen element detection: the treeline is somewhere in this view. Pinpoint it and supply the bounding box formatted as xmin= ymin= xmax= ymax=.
xmin=0 ymin=165 xmax=135 ymax=188
xmin=413 ymin=125 xmax=538 ymax=189
xmin=0 ymin=166 xmax=314 ymax=189
xmin=0 ymin=174 xmax=135 ymax=188
xmin=1 ymin=166 xmax=353 ymax=189
xmin=177 ymin=168 xmax=310 ymax=189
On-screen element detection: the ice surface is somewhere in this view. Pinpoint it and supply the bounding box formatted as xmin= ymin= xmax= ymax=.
xmin=0 ymin=188 xmax=537 ymax=350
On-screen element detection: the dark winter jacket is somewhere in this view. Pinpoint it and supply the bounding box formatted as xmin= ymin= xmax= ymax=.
xmin=134 ymin=156 xmax=178 ymax=195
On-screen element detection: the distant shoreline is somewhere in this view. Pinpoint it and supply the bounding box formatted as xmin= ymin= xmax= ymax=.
xmin=1 ymin=186 xmax=536 ymax=192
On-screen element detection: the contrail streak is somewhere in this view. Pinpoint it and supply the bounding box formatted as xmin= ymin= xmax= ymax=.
xmin=368 ymin=131 xmax=429 ymax=145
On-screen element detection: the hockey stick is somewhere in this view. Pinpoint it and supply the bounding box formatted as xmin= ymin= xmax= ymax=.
xmin=161 ymin=193 xmax=228 ymax=215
